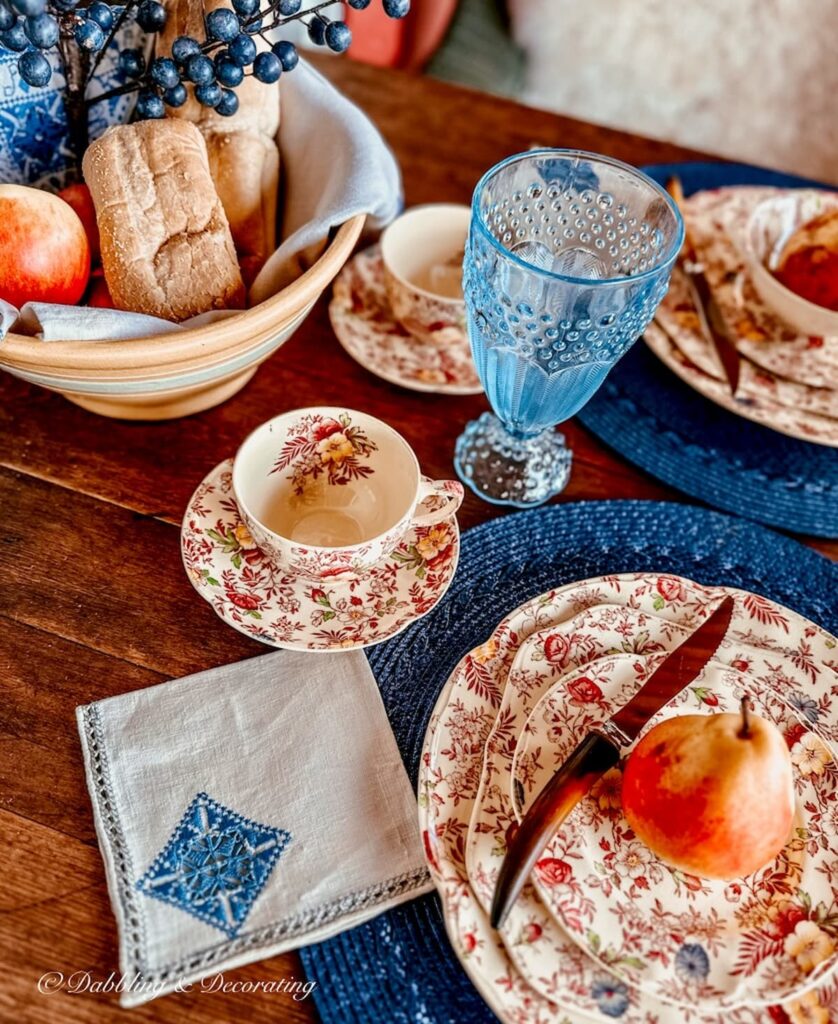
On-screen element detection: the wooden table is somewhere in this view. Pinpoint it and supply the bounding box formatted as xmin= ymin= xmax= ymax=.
xmin=2 ymin=56 xmax=834 ymax=1024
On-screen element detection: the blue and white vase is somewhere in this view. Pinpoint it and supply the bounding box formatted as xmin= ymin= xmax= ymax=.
xmin=0 ymin=22 xmax=144 ymax=189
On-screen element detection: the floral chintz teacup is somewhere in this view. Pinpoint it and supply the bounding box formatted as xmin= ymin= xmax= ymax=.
xmin=232 ymin=408 xmax=464 ymax=580
xmin=380 ymin=204 xmax=470 ymax=346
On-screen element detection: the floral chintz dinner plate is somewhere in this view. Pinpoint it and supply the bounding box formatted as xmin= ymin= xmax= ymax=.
xmin=648 ymin=185 xmax=838 ymax=448
xmin=659 ymin=187 xmax=838 ymax=390
xmin=512 ymin=654 xmax=838 ymax=1009
xmin=467 ymin=582 xmax=838 ymax=1012
xmin=425 ymin=576 xmax=752 ymax=1024
xmin=420 ymin=579 xmax=680 ymax=1024
xmin=181 ymin=460 xmax=459 ymax=652
xmin=645 ymin=323 xmax=838 ymax=448
xmin=419 ymin=573 xmax=838 ymax=1024
xmin=466 ymin=605 xmax=720 ymax=1013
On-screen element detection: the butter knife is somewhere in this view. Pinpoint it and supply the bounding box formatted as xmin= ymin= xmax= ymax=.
xmin=490 ymin=594 xmax=736 ymax=929
xmin=666 ymin=176 xmax=742 ymax=396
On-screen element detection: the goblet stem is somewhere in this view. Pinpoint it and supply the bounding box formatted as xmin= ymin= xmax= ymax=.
xmin=454 ymin=411 xmax=572 ymax=507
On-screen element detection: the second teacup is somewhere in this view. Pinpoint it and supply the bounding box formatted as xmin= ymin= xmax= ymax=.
xmin=232 ymin=407 xmax=463 ymax=580
xmin=380 ymin=203 xmax=470 ymax=346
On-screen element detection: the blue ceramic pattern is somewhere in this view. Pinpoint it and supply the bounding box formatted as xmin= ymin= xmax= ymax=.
xmin=674 ymin=942 xmax=711 ymax=983
xmin=0 ymin=25 xmax=143 ymax=188
xmin=136 ymin=792 xmax=291 ymax=938
xmin=591 ymin=977 xmax=631 ymax=1018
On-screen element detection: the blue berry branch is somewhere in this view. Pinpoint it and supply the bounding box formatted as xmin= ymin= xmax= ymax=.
xmin=0 ymin=0 xmax=410 ymax=167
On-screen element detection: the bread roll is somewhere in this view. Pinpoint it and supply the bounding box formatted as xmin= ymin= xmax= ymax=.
xmin=201 ymin=130 xmax=280 ymax=285
xmin=159 ymin=0 xmax=281 ymax=285
xmin=82 ymin=120 xmax=245 ymax=321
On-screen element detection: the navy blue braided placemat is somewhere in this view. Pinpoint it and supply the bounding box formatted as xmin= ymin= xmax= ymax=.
xmin=577 ymin=162 xmax=838 ymax=539
xmin=301 ymin=500 xmax=837 ymax=1024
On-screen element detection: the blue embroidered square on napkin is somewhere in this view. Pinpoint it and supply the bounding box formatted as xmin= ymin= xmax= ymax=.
xmin=137 ymin=792 xmax=292 ymax=938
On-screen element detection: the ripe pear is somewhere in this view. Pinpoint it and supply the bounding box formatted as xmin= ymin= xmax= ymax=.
xmin=621 ymin=699 xmax=795 ymax=879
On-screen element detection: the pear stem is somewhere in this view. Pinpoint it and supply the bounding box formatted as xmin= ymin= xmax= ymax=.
xmin=739 ymin=696 xmax=751 ymax=739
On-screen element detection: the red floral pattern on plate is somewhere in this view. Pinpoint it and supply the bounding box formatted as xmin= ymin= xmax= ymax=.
xmin=511 ymin=654 xmax=838 ymax=1009
xmin=418 ymin=573 xmax=838 ymax=1023
xmin=645 ymin=324 xmax=838 ymax=448
xmin=470 ymin=590 xmax=838 ymax=1011
xmin=469 ymin=599 xmax=722 ymax=1014
xmin=181 ymin=460 xmax=459 ymax=652
xmin=329 ymin=246 xmax=483 ymax=396
xmin=648 ymin=186 xmax=838 ymax=447
xmin=667 ymin=187 xmax=838 ymax=389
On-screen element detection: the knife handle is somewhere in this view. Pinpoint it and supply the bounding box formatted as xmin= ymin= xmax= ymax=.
xmin=490 ymin=732 xmax=620 ymax=929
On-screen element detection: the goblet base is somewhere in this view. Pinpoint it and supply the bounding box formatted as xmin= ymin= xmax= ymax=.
xmin=454 ymin=412 xmax=572 ymax=507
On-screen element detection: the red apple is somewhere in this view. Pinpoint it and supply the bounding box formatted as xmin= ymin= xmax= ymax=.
xmin=58 ymin=182 xmax=100 ymax=263
xmin=0 ymin=184 xmax=90 ymax=307
xmin=622 ymin=700 xmax=795 ymax=879
xmin=87 ymin=272 xmax=114 ymax=308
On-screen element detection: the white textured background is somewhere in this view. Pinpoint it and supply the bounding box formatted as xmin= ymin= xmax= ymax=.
xmin=509 ymin=0 xmax=838 ymax=183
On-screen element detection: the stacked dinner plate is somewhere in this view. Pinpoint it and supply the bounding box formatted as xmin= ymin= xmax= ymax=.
xmin=419 ymin=572 xmax=838 ymax=1022
xmin=646 ymin=185 xmax=838 ymax=448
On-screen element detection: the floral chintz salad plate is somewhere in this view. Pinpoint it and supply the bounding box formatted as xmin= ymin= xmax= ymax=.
xmin=466 ymin=605 xmax=721 ymax=1014
xmin=419 ymin=573 xmax=838 ymax=1024
xmin=182 ymin=460 xmax=459 ymax=652
xmin=512 ymin=654 xmax=838 ymax=1009
xmin=658 ymin=187 xmax=838 ymax=390
xmin=467 ymin=581 xmax=838 ymax=1011
xmin=420 ymin=579 xmax=684 ymax=1024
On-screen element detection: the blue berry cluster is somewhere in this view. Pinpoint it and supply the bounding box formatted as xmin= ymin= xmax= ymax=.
xmin=0 ymin=0 xmax=411 ymax=117
xmin=0 ymin=0 xmax=61 ymax=88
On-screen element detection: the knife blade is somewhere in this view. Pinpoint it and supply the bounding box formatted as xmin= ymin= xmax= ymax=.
xmin=683 ymin=265 xmax=742 ymax=396
xmin=490 ymin=594 xmax=736 ymax=929
xmin=665 ymin=176 xmax=742 ymax=396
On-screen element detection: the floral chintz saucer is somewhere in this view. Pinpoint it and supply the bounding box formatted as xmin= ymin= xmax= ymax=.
xmin=182 ymin=460 xmax=460 ymax=652
xmin=329 ymin=246 xmax=483 ymax=396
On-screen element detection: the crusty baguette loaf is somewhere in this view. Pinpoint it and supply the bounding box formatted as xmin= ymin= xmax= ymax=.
xmin=202 ymin=129 xmax=279 ymax=285
xmin=82 ymin=120 xmax=245 ymax=321
xmin=159 ymin=0 xmax=281 ymax=285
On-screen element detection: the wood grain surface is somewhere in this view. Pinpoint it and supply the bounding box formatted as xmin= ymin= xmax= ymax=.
xmin=1 ymin=55 xmax=834 ymax=1024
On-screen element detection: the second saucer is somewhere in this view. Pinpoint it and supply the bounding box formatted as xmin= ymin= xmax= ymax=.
xmin=330 ymin=245 xmax=483 ymax=396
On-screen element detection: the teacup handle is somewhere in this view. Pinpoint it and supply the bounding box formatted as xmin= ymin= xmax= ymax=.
xmin=412 ymin=479 xmax=464 ymax=527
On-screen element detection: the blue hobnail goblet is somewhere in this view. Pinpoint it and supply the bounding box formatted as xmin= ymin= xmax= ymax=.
xmin=454 ymin=149 xmax=684 ymax=507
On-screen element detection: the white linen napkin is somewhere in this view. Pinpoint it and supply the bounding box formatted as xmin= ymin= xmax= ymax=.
xmin=250 ymin=58 xmax=402 ymax=302
xmin=0 ymin=303 xmax=241 ymax=342
xmin=76 ymin=649 xmax=430 ymax=1008
xmin=1 ymin=57 xmax=402 ymax=342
